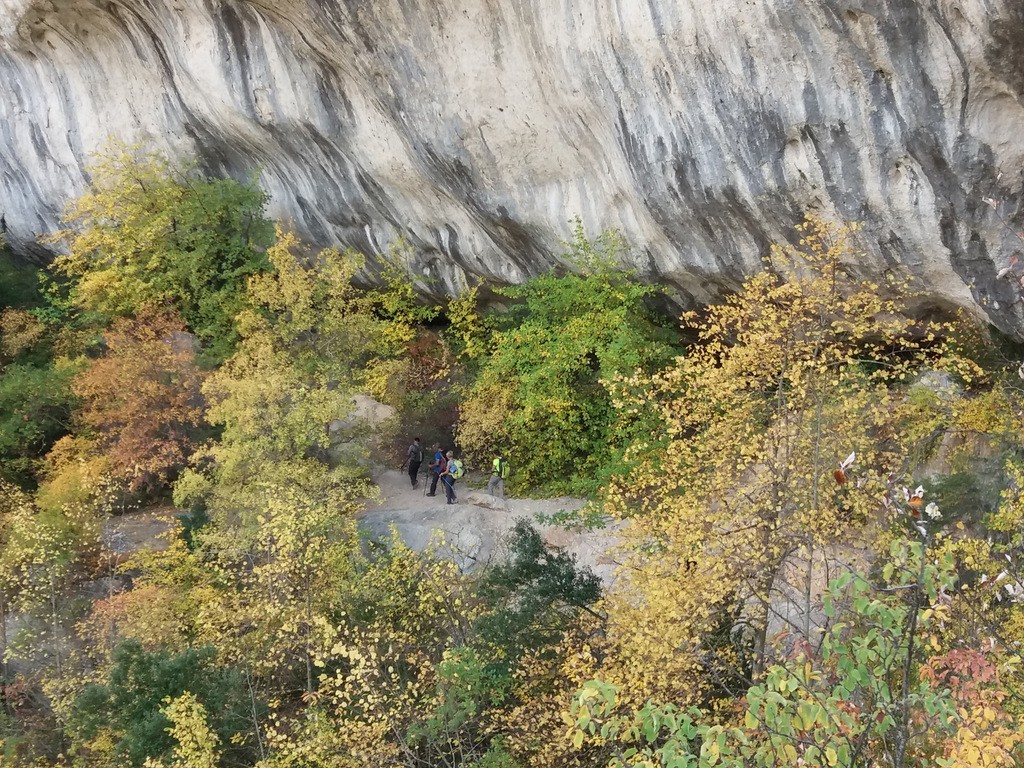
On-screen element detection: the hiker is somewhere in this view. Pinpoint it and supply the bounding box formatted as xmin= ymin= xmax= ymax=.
xmin=440 ymin=450 xmax=463 ymax=505
xmin=426 ymin=444 xmax=445 ymax=497
xmin=488 ymin=452 xmax=509 ymax=499
xmin=404 ymin=437 xmax=423 ymax=489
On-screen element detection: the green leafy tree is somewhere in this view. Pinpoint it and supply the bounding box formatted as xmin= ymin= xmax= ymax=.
xmin=570 ymin=539 xmax=963 ymax=767
xmin=476 ymin=519 xmax=602 ymax=668
xmin=67 ymin=640 xmax=254 ymax=767
xmin=49 ymin=145 xmax=273 ymax=362
xmin=453 ymin=221 xmax=679 ymax=492
xmin=0 ymin=361 xmax=75 ymax=486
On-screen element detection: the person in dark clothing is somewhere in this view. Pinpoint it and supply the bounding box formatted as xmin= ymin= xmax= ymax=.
xmin=405 ymin=437 xmax=423 ymax=488
xmin=427 ymin=444 xmax=445 ymax=496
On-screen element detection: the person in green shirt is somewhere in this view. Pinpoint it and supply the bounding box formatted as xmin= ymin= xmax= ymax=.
xmin=488 ymin=452 xmax=509 ymax=499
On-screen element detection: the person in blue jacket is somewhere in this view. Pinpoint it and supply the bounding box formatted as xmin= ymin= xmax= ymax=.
xmin=426 ymin=444 xmax=445 ymax=497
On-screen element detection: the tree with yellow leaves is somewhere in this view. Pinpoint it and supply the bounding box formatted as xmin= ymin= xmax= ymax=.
xmin=152 ymin=692 xmax=221 ymax=768
xmin=174 ymin=228 xmax=368 ymax=528
xmin=596 ymin=214 xmax=980 ymax=712
xmin=0 ymin=480 xmax=100 ymax=730
xmin=256 ymin=535 xmax=484 ymax=768
xmin=174 ymin=226 xmax=430 ymax=529
xmin=49 ymin=145 xmax=272 ymax=363
xmin=570 ymin=537 xmax=987 ymax=768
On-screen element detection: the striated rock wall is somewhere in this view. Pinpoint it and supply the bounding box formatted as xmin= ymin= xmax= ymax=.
xmin=2 ymin=0 xmax=1024 ymax=332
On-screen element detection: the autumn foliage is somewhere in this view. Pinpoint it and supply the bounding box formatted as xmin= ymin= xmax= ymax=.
xmin=6 ymin=153 xmax=1024 ymax=768
xmin=49 ymin=144 xmax=272 ymax=362
xmin=66 ymin=309 xmax=204 ymax=495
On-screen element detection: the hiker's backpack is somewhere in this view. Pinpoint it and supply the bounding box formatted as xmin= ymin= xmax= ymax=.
xmin=451 ymin=459 xmax=465 ymax=479
xmin=493 ymin=458 xmax=509 ymax=479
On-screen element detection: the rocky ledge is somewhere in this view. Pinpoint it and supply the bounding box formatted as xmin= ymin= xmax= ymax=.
xmin=2 ymin=1 xmax=1024 ymax=333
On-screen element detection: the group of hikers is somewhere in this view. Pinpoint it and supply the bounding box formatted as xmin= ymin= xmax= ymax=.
xmin=402 ymin=437 xmax=510 ymax=505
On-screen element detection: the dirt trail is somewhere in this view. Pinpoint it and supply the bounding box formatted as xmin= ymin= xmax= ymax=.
xmin=359 ymin=469 xmax=619 ymax=581
xmin=95 ymin=470 xmax=620 ymax=582
xmin=102 ymin=505 xmax=179 ymax=555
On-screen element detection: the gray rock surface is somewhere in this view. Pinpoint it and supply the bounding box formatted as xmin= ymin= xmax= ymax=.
xmin=361 ymin=471 xmax=619 ymax=583
xmin=3 ymin=1 xmax=1024 ymax=332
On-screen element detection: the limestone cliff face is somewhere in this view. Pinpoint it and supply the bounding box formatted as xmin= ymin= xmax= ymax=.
xmin=2 ymin=1 xmax=1024 ymax=331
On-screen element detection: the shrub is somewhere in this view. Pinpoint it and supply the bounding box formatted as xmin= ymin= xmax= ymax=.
xmin=0 ymin=247 xmax=40 ymax=311
xmin=453 ymin=221 xmax=679 ymax=493
xmin=475 ymin=519 xmax=602 ymax=667
xmin=67 ymin=640 xmax=255 ymax=767
xmin=0 ymin=361 xmax=75 ymax=486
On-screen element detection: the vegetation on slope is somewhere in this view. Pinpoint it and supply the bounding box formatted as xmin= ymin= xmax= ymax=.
xmin=0 ymin=149 xmax=1023 ymax=767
